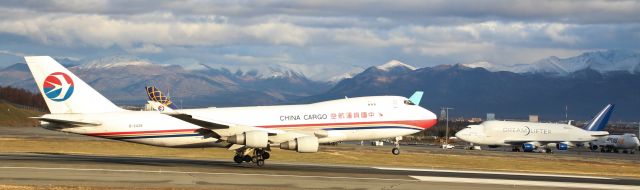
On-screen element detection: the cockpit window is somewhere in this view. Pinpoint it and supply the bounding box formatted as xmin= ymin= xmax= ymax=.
xmin=403 ymin=99 xmax=415 ymax=105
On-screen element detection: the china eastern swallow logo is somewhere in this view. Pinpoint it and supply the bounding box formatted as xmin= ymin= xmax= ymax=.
xmin=42 ymin=72 xmax=74 ymax=102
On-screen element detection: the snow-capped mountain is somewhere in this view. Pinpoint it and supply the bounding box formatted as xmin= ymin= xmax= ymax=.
xmin=463 ymin=50 xmax=640 ymax=75
xmin=463 ymin=61 xmax=515 ymax=72
xmin=376 ymin=60 xmax=416 ymax=71
xmin=75 ymin=55 xmax=153 ymax=69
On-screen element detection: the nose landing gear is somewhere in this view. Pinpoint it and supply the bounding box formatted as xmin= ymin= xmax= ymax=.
xmin=392 ymin=147 xmax=400 ymax=155
xmin=392 ymin=136 xmax=402 ymax=155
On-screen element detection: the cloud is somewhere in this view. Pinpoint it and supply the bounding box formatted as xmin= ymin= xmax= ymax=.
xmin=544 ymin=23 xmax=579 ymax=44
xmin=0 ymin=0 xmax=638 ymax=80
xmin=0 ymin=49 xmax=26 ymax=57
xmin=246 ymin=22 xmax=310 ymax=46
xmin=126 ymin=44 xmax=163 ymax=54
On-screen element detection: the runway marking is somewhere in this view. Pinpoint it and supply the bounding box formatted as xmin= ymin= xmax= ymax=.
xmin=410 ymin=176 xmax=639 ymax=190
xmin=375 ymin=167 xmax=613 ymax=179
xmin=0 ymin=166 xmax=416 ymax=182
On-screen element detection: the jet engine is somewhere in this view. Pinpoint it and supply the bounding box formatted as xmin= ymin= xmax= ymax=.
xmin=227 ymin=131 xmax=268 ymax=148
xmin=522 ymin=143 xmax=535 ymax=152
xmin=279 ymin=136 xmax=319 ymax=153
xmin=556 ymin=142 xmax=569 ymax=150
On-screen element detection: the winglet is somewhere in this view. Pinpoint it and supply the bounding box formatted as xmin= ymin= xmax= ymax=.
xmin=584 ymin=104 xmax=615 ymax=131
xmin=409 ymin=91 xmax=424 ymax=106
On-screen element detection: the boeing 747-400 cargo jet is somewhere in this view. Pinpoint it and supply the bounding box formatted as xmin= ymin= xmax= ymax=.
xmin=25 ymin=56 xmax=437 ymax=166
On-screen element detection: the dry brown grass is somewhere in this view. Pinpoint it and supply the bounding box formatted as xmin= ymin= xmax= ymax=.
xmin=0 ymin=185 xmax=230 ymax=190
xmin=1 ymin=138 xmax=640 ymax=178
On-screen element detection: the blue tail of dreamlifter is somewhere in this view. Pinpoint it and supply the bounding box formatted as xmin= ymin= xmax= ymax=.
xmin=409 ymin=91 xmax=424 ymax=106
xmin=584 ymin=104 xmax=615 ymax=131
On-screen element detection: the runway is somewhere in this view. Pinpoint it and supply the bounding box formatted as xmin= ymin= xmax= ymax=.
xmin=0 ymin=153 xmax=639 ymax=190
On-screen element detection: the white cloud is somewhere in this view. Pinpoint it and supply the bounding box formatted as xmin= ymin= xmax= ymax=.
xmin=0 ymin=1 xmax=638 ymax=80
xmin=0 ymin=49 xmax=26 ymax=57
xmin=126 ymin=44 xmax=163 ymax=54
xmin=246 ymin=22 xmax=310 ymax=46
xmin=544 ymin=23 xmax=579 ymax=44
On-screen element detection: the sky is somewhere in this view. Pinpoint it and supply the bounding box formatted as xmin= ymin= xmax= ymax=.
xmin=0 ymin=0 xmax=639 ymax=80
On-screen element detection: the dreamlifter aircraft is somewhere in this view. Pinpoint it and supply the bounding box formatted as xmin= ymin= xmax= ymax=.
xmin=25 ymin=56 xmax=437 ymax=167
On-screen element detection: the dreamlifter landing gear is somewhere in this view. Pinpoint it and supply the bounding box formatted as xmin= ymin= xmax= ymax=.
xmin=392 ymin=136 xmax=402 ymax=155
xmin=233 ymin=147 xmax=271 ymax=167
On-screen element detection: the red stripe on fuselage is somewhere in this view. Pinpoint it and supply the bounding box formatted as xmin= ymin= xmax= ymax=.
xmin=87 ymin=129 xmax=198 ymax=136
xmin=258 ymin=119 xmax=437 ymax=129
xmin=85 ymin=119 xmax=437 ymax=136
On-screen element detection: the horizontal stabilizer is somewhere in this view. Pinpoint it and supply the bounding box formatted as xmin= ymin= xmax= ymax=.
xmin=30 ymin=117 xmax=101 ymax=126
xmin=589 ymin=131 xmax=609 ymax=137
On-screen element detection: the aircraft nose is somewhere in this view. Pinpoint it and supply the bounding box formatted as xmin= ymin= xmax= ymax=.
xmin=455 ymin=128 xmax=469 ymax=140
xmin=417 ymin=108 xmax=438 ymax=129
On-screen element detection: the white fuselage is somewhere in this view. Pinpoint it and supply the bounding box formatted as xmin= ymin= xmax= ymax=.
xmin=591 ymin=134 xmax=640 ymax=150
xmin=42 ymin=96 xmax=437 ymax=148
xmin=455 ymin=121 xmax=606 ymax=146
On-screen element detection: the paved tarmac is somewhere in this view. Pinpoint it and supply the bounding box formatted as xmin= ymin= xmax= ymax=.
xmin=0 ymin=153 xmax=639 ymax=190
xmin=1 ymin=127 xmax=640 ymax=189
xmin=3 ymin=127 xmax=640 ymax=162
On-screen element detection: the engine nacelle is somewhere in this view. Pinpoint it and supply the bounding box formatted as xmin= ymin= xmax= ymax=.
xmin=556 ymin=142 xmax=569 ymax=150
xmin=522 ymin=143 xmax=535 ymax=152
xmin=227 ymin=131 xmax=268 ymax=148
xmin=279 ymin=136 xmax=319 ymax=153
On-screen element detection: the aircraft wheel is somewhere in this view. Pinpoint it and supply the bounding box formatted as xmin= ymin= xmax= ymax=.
xmin=262 ymin=152 xmax=270 ymax=160
xmin=233 ymin=155 xmax=243 ymax=164
xmin=243 ymin=155 xmax=252 ymax=162
xmin=545 ymin=148 xmax=552 ymax=153
xmin=392 ymin=148 xmax=400 ymax=155
xmin=256 ymin=159 xmax=265 ymax=167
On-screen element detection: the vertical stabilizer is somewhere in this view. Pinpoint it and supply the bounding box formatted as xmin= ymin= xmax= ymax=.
xmin=584 ymin=104 xmax=615 ymax=131
xmin=409 ymin=91 xmax=424 ymax=106
xmin=146 ymin=86 xmax=178 ymax=109
xmin=25 ymin=56 xmax=123 ymax=114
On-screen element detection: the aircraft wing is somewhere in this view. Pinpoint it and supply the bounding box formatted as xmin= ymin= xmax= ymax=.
xmin=161 ymin=111 xmax=289 ymax=138
xmin=147 ymin=100 xmax=306 ymax=142
xmin=167 ymin=113 xmax=229 ymax=129
xmin=30 ymin=117 xmax=101 ymax=126
xmin=503 ymin=140 xmax=559 ymax=145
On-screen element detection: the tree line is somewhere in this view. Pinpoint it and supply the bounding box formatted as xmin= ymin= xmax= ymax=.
xmin=0 ymin=86 xmax=49 ymax=113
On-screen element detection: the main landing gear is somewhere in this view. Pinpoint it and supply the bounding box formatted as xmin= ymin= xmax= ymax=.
xmin=392 ymin=136 xmax=402 ymax=155
xmin=233 ymin=147 xmax=271 ymax=167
